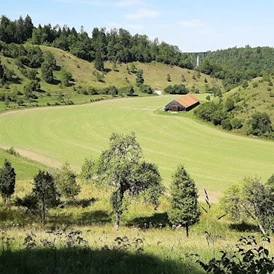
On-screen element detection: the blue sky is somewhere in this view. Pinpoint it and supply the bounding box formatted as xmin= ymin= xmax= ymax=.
xmin=1 ymin=0 xmax=274 ymax=52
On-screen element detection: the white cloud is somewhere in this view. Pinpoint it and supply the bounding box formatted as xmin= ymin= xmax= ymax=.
xmin=116 ymin=0 xmax=144 ymax=7
xmin=178 ymin=19 xmax=202 ymax=28
xmin=125 ymin=8 xmax=160 ymax=20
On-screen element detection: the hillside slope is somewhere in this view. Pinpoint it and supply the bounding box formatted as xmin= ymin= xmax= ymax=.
xmin=0 ymin=44 xmax=223 ymax=112
xmin=223 ymin=77 xmax=274 ymax=132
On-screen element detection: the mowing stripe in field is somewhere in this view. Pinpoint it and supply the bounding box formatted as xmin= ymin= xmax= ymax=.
xmin=0 ymin=96 xmax=273 ymax=195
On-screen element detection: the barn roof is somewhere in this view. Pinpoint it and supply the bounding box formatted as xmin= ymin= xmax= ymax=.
xmin=176 ymin=94 xmax=199 ymax=108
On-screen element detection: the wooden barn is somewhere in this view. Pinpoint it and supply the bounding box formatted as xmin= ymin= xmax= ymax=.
xmin=164 ymin=94 xmax=200 ymax=112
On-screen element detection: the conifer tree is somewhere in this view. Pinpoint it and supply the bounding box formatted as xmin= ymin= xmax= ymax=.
xmin=94 ymin=48 xmax=104 ymax=71
xmin=0 ymin=159 xmax=16 ymax=205
xmin=168 ymin=165 xmax=200 ymax=237
xmin=32 ymin=170 xmax=60 ymax=225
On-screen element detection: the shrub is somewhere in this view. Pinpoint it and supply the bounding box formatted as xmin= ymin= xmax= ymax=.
xmin=221 ymin=119 xmax=232 ymax=130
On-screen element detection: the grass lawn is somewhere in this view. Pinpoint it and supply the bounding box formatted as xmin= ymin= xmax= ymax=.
xmin=0 ymin=95 xmax=273 ymax=198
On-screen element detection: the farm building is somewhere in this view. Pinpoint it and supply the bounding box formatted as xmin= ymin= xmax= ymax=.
xmin=164 ymin=94 xmax=200 ymax=112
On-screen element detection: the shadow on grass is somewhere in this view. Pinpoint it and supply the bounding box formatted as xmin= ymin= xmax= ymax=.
xmin=126 ymin=213 xmax=170 ymax=229
xmin=0 ymin=247 xmax=203 ymax=274
xmin=0 ymin=207 xmax=33 ymax=226
xmin=49 ymin=210 xmax=112 ymax=226
xmin=50 ymin=78 xmax=61 ymax=85
xmin=229 ymin=221 xmax=260 ymax=233
xmin=61 ymin=198 xmax=97 ymax=208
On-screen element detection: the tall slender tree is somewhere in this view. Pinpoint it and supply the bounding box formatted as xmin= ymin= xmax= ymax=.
xmin=168 ymin=165 xmax=200 ymax=237
xmin=32 ymin=170 xmax=60 ymax=225
xmin=0 ymin=159 xmax=16 ymax=205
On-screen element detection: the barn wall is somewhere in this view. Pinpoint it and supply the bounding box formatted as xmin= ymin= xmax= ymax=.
xmin=164 ymin=101 xmax=186 ymax=111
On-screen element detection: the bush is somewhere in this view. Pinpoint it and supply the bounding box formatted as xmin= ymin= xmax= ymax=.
xmin=164 ymin=84 xmax=189 ymax=94
xmin=139 ymin=84 xmax=153 ymax=94
xmin=231 ymin=118 xmax=243 ymax=129
xmin=193 ymin=235 xmax=274 ymax=274
xmin=247 ymin=112 xmax=273 ymax=136
xmin=221 ymin=119 xmax=232 ymax=130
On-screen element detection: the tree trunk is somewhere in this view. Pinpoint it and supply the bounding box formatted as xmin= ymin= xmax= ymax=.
xmin=258 ymin=222 xmax=266 ymax=236
xmin=186 ymin=224 xmax=189 ymax=238
xmin=115 ymin=211 xmax=121 ymax=231
xmin=42 ymin=197 xmax=46 ymax=227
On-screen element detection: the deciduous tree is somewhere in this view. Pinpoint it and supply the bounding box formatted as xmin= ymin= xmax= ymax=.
xmin=96 ymin=132 xmax=164 ymax=230
xmin=220 ymin=177 xmax=274 ymax=235
xmin=54 ymin=162 xmax=80 ymax=203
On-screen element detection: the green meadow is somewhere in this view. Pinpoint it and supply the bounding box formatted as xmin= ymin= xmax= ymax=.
xmin=0 ymin=95 xmax=273 ymax=198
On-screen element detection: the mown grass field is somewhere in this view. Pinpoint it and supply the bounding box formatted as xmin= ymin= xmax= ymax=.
xmin=0 ymin=95 xmax=273 ymax=198
xmin=0 ymin=148 xmax=45 ymax=179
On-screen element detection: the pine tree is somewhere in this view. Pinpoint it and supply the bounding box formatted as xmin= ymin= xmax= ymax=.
xmin=0 ymin=159 xmax=16 ymax=205
xmin=32 ymin=170 xmax=60 ymax=225
xmin=136 ymin=69 xmax=144 ymax=87
xmin=94 ymin=48 xmax=104 ymax=71
xmin=168 ymin=165 xmax=200 ymax=237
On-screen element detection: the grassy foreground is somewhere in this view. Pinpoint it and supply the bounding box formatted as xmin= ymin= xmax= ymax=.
xmin=0 ymin=95 xmax=273 ymax=198
xmin=1 ymin=180 xmax=270 ymax=274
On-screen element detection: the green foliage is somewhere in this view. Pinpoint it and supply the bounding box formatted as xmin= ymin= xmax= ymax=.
xmin=41 ymin=62 xmax=53 ymax=83
xmin=242 ymin=80 xmax=249 ymax=89
xmin=80 ymin=157 xmax=96 ymax=181
xmin=194 ymin=235 xmax=274 ymax=274
xmin=54 ymin=162 xmax=80 ymax=202
xmin=164 ymin=84 xmax=189 ymax=94
xmin=168 ymin=165 xmax=200 ymax=237
xmin=220 ymin=177 xmax=274 ymax=235
xmin=139 ymin=84 xmax=153 ymax=94
xmin=225 ymin=97 xmax=235 ymax=111
xmin=247 ymin=112 xmax=273 ymax=137
xmin=19 ymin=45 xmax=43 ymax=68
xmin=230 ymin=118 xmax=243 ymax=129
xmin=20 ymin=68 xmax=37 ymax=80
xmin=33 ymin=170 xmax=60 ymax=225
xmin=0 ymin=159 xmax=16 ymax=204
xmin=167 ymin=73 xmax=171 ymax=82
xmin=127 ymin=86 xmax=135 ymax=96
xmin=221 ymin=118 xmax=232 ymax=131
xmin=24 ymin=80 xmax=40 ymax=92
xmin=200 ymin=46 xmax=274 ymax=91
xmin=60 ymin=68 xmax=72 ymax=87
xmin=136 ymin=69 xmax=144 ymax=87
xmin=96 ymin=132 xmax=163 ymax=230
xmin=16 ymin=170 xmax=60 ymax=225
xmin=43 ymin=51 xmax=56 ymax=70
xmin=94 ymin=48 xmax=104 ymax=71
xmin=195 ymin=101 xmax=227 ymax=125
xmin=129 ymin=63 xmax=137 ymax=73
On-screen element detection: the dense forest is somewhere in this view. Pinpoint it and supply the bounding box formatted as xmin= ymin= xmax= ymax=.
xmin=0 ymin=15 xmax=194 ymax=69
xmin=200 ymin=46 xmax=274 ymax=91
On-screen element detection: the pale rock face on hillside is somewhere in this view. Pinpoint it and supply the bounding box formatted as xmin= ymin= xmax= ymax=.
xmin=154 ymin=90 xmax=162 ymax=96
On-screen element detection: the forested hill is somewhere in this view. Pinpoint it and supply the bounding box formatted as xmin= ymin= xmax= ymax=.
xmin=0 ymin=15 xmax=193 ymax=69
xmin=199 ymin=46 xmax=274 ymax=91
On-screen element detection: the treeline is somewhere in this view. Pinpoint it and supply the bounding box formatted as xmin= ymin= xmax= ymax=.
xmin=0 ymin=15 xmax=194 ymax=69
xmin=200 ymin=46 xmax=274 ymax=91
